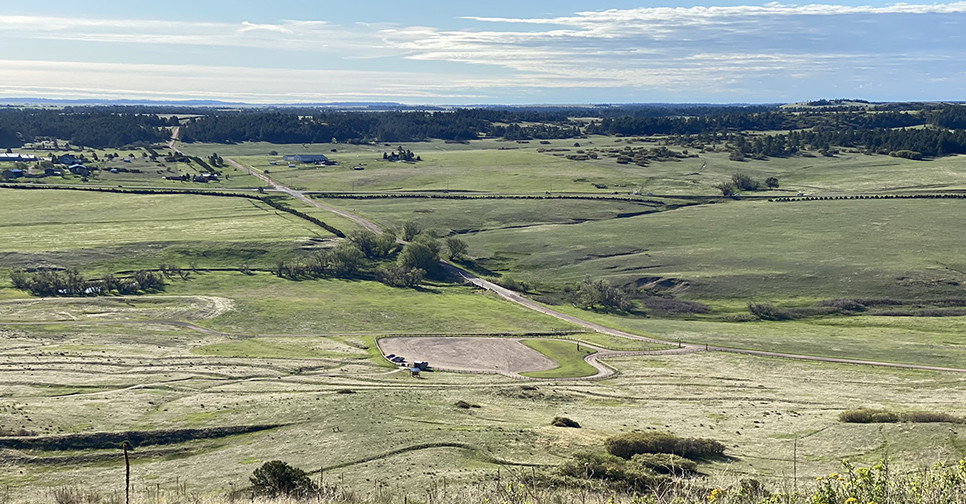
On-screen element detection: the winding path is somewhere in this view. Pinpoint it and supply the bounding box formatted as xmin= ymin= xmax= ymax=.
xmin=166 ymin=138 xmax=966 ymax=377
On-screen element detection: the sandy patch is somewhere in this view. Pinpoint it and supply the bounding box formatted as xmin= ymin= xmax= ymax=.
xmin=378 ymin=337 xmax=558 ymax=374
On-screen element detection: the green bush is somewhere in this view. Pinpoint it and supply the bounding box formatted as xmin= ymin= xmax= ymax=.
xmin=557 ymin=452 xmax=667 ymax=491
xmin=250 ymin=460 xmax=317 ymax=498
xmin=604 ymin=432 xmax=725 ymax=460
xmin=629 ymin=453 xmax=696 ymax=475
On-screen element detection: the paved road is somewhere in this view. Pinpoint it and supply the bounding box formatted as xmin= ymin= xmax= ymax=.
xmin=167 ymin=133 xmax=966 ymax=376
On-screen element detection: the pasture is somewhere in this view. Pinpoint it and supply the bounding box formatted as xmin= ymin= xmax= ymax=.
xmin=3 ymin=134 xmax=966 ymax=501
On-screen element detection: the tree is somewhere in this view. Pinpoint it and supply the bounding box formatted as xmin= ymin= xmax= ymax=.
xmin=401 ymin=220 xmax=422 ymax=241
xmin=445 ymin=236 xmax=468 ymax=260
xmin=398 ymin=237 xmax=441 ymax=275
xmin=715 ymin=182 xmax=737 ymax=196
xmin=765 ymin=176 xmax=779 ymax=188
xmin=731 ymin=172 xmax=760 ymax=191
xmin=329 ymin=241 xmax=365 ymax=277
xmin=348 ymin=230 xmax=397 ymax=259
xmin=250 ymin=460 xmax=317 ymax=498
xmin=376 ymin=265 xmax=425 ymax=287
xmin=572 ymin=277 xmax=632 ymax=313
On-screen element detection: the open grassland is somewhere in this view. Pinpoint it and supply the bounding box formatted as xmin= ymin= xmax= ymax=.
xmin=313 ymin=197 xmax=674 ymax=237
xmin=461 ymin=198 xmax=966 ymax=300
xmin=3 ymin=307 xmax=966 ymax=502
xmin=0 ymin=189 xmax=339 ymax=274
xmin=177 ymin=139 xmax=966 ymax=196
xmin=160 ymin=272 xmax=578 ymax=336
xmin=544 ymin=305 xmax=966 ymax=370
xmin=5 ymin=134 xmax=966 ymax=501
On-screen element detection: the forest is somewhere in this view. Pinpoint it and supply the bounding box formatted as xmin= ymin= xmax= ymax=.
xmin=2 ymin=103 xmax=966 ymax=157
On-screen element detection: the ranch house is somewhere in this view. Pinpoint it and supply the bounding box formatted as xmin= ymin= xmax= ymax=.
xmin=282 ymin=154 xmax=329 ymax=164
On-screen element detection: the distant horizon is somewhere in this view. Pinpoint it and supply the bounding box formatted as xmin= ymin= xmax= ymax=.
xmin=2 ymin=1 xmax=964 ymax=105
xmin=1 ymin=97 xmax=963 ymax=109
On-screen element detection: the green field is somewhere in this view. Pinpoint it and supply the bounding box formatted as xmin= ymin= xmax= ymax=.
xmin=4 ymin=134 xmax=966 ymax=502
xmin=0 ymin=189 xmax=341 ymax=274
xmin=520 ymin=339 xmax=597 ymax=378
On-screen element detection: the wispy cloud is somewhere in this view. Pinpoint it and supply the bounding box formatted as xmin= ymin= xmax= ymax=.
xmin=1 ymin=3 xmax=965 ymax=103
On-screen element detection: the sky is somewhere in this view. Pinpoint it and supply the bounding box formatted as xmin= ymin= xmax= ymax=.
xmin=0 ymin=0 xmax=964 ymax=104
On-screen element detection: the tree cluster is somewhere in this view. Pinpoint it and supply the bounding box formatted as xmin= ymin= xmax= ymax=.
xmin=567 ymin=277 xmax=633 ymax=313
xmin=10 ymin=268 xmax=165 ymax=297
xmin=272 ymin=226 xmax=460 ymax=288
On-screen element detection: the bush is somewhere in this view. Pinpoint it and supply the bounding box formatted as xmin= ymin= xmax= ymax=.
xmin=890 ymin=150 xmax=923 ymax=160
xmin=551 ymin=416 xmax=581 ymax=428
xmin=748 ymin=302 xmax=793 ymax=321
xmin=630 ymin=453 xmax=697 ymax=475
xmin=840 ymin=409 xmax=963 ymax=424
xmin=731 ymin=172 xmax=760 ymax=191
xmin=250 ymin=460 xmax=317 ymax=498
xmin=838 ymin=409 xmax=899 ymax=423
xmin=558 ymin=452 xmax=667 ymax=491
xmin=604 ymin=432 xmax=725 ymax=460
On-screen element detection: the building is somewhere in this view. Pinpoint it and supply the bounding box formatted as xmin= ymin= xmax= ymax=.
xmin=68 ymin=164 xmax=90 ymax=176
xmin=0 ymin=153 xmax=38 ymax=162
xmin=1 ymin=168 xmax=24 ymax=179
xmin=59 ymin=154 xmax=79 ymax=165
xmin=282 ymin=154 xmax=329 ymax=164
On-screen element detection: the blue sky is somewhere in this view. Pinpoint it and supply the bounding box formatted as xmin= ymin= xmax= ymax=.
xmin=1 ymin=1 xmax=964 ymax=104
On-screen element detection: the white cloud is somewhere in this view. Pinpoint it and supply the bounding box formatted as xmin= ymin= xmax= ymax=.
xmin=1 ymin=3 xmax=965 ymax=102
xmin=239 ymin=21 xmax=294 ymax=34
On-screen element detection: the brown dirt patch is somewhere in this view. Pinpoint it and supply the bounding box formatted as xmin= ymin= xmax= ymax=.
xmin=378 ymin=337 xmax=557 ymax=374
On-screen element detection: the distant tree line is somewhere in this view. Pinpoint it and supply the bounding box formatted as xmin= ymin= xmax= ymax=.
xmin=5 ymin=103 xmax=966 ymax=158
xmin=0 ymin=108 xmax=174 ymax=148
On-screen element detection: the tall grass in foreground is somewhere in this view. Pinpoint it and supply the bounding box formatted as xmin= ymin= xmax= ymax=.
xmin=7 ymin=456 xmax=966 ymax=504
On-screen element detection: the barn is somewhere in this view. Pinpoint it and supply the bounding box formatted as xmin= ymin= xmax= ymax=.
xmin=282 ymin=154 xmax=329 ymax=164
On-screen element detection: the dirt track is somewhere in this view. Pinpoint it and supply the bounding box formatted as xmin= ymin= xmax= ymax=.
xmin=209 ymin=151 xmax=966 ymax=378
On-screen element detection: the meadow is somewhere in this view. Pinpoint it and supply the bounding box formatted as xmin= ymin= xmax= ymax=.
xmin=3 ymin=133 xmax=966 ymax=502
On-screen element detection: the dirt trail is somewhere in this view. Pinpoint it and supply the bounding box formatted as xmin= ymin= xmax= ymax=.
xmin=167 ymin=134 xmax=966 ymax=377
xmin=224 ymin=157 xmax=383 ymax=234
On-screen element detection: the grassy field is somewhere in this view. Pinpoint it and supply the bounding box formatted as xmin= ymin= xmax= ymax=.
xmin=0 ymin=189 xmax=340 ymax=275
xmin=5 ymin=134 xmax=966 ymax=501
xmin=461 ymin=198 xmax=966 ymax=299
xmin=520 ymin=339 xmax=597 ymax=378
xmin=177 ymin=139 xmax=966 ymax=196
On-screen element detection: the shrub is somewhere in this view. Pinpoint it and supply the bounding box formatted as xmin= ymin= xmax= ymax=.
xmin=455 ymin=400 xmax=472 ymax=409
xmin=250 ymin=460 xmax=317 ymax=498
xmin=630 ymin=453 xmax=697 ymax=475
xmin=731 ymin=172 xmax=760 ymax=191
xmin=840 ymin=409 xmax=963 ymax=424
xmin=551 ymin=416 xmax=581 ymax=428
xmin=819 ymin=299 xmax=868 ymax=312
xmin=558 ymin=452 xmax=667 ymax=491
xmin=748 ymin=302 xmax=793 ymax=321
xmin=838 ymin=409 xmax=899 ymax=423
xmin=890 ymin=150 xmax=923 ymax=160
xmin=604 ymin=432 xmax=725 ymax=460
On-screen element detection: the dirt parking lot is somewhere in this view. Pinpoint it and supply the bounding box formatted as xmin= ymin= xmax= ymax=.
xmin=377 ymin=337 xmax=557 ymax=374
